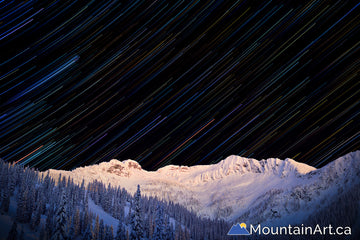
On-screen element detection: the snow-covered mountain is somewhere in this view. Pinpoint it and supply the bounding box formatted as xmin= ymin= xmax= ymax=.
xmin=47 ymin=151 xmax=360 ymax=225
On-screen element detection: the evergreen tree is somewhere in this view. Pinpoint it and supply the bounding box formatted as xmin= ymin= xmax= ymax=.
xmin=101 ymin=183 xmax=112 ymax=212
xmin=84 ymin=191 xmax=89 ymax=211
xmin=27 ymin=185 xmax=36 ymax=218
xmin=0 ymin=186 xmax=10 ymax=213
xmin=152 ymin=204 xmax=165 ymax=240
xmin=99 ymin=219 xmax=105 ymax=240
xmin=16 ymin=186 xmax=28 ymax=223
xmin=82 ymin=209 xmax=91 ymax=234
xmin=115 ymin=224 xmax=126 ymax=240
xmin=110 ymin=225 xmax=114 ymax=240
xmin=80 ymin=179 xmax=85 ymax=205
xmin=148 ymin=213 xmax=154 ymax=239
xmin=51 ymin=191 xmax=68 ymax=240
xmin=126 ymin=206 xmax=132 ymax=225
xmin=94 ymin=215 xmax=100 ymax=240
xmin=94 ymin=183 xmax=100 ymax=205
xmin=113 ymin=198 xmax=124 ymax=221
xmin=130 ymin=185 xmax=143 ymax=240
xmin=0 ymin=166 xmax=8 ymax=193
xmin=6 ymin=221 xmax=17 ymax=240
xmin=30 ymin=203 xmax=41 ymax=230
xmin=174 ymin=221 xmax=182 ymax=240
xmin=8 ymin=168 xmax=16 ymax=196
xmin=82 ymin=225 xmax=93 ymax=240
xmin=73 ymin=208 xmax=81 ymax=236
xmin=45 ymin=208 xmax=54 ymax=237
xmin=104 ymin=225 xmax=114 ymax=240
xmin=119 ymin=199 xmax=125 ymax=221
xmin=165 ymin=220 xmax=174 ymax=240
xmin=68 ymin=222 xmax=75 ymax=240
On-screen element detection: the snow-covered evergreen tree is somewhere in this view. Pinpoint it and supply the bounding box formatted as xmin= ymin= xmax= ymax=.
xmin=16 ymin=186 xmax=29 ymax=223
xmin=0 ymin=185 xmax=10 ymax=213
xmin=84 ymin=191 xmax=89 ymax=211
xmin=82 ymin=209 xmax=91 ymax=234
xmin=165 ymin=218 xmax=174 ymax=240
xmin=101 ymin=183 xmax=112 ymax=212
xmin=113 ymin=196 xmax=125 ymax=221
xmin=148 ymin=212 xmax=154 ymax=239
xmin=115 ymin=224 xmax=126 ymax=240
xmin=152 ymin=204 xmax=165 ymax=240
xmin=126 ymin=205 xmax=132 ymax=225
xmin=79 ymin=179 xmax=85 ymax=204
xmin=30 ymin=203 xmax=41 ymax=230
xmin=104 ymin=225 xmax=114 ymax=240
xmin=0 ymin=166 xmax=10 ymax=213
xmin=0 ymin=166 xmax=8 ymax=194
xmin=73 ymin=208 xmax=81 ymax=236
xmin=99 ymin=218 xmax=105 ymax=240
xmin=130 ymin=184 xmax=144 ymax=240
xmin=27 ymin=185 xmax=36 ymax=218
xmin=94 ymin=215 xmax=100 ymax=240
xmin=45 ymin=207 xmax=55 ymax=236
xmin=0 ymin=165 xmax=8 ymax=189
xmin=51 ymin=191 xmax=68 ymax=240
xmin=8 ymin=167 xmax=16 ymax=196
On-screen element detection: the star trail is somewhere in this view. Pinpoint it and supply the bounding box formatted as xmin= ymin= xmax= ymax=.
xmin=1 ymin=0 xmax=359 ymax=171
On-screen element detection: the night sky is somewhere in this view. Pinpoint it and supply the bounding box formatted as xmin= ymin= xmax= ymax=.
xmin=1 ymin=0 xmax=359 ymax=171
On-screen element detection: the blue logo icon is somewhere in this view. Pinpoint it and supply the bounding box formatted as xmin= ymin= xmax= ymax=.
xmin=227 ymin=223 xmax=251 ymax=235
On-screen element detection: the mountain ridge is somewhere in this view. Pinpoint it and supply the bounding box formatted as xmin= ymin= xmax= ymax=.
xmin=63 ymin=153 xmax=317 ymax=181
xmin=46 ymin=151 xmax=360 ymax=224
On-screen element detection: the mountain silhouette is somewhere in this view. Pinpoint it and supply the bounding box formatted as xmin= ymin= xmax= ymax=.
xmin=227 ymin=223 xmax=250 ymax=235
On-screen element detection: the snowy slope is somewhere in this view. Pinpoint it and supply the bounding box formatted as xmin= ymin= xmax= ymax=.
xmin=46 ymin=151 xmax=360 ymax=224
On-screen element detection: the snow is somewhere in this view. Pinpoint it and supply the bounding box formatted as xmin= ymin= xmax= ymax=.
xmin=0 ymin=195 xmax=39 ymax=240
xmin=88 ymin=197 xmax=119 ymax=228
xmin=46 ymin=151 xmax=360 ymax=224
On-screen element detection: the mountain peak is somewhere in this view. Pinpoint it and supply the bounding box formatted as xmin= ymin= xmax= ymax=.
xmin=121 ymin=159 xmax=142 ymax=170
xmin=217 ymin=155 xmax=316 ymax=177
xmin=104 ymin=159 xmax=142 ymax=177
